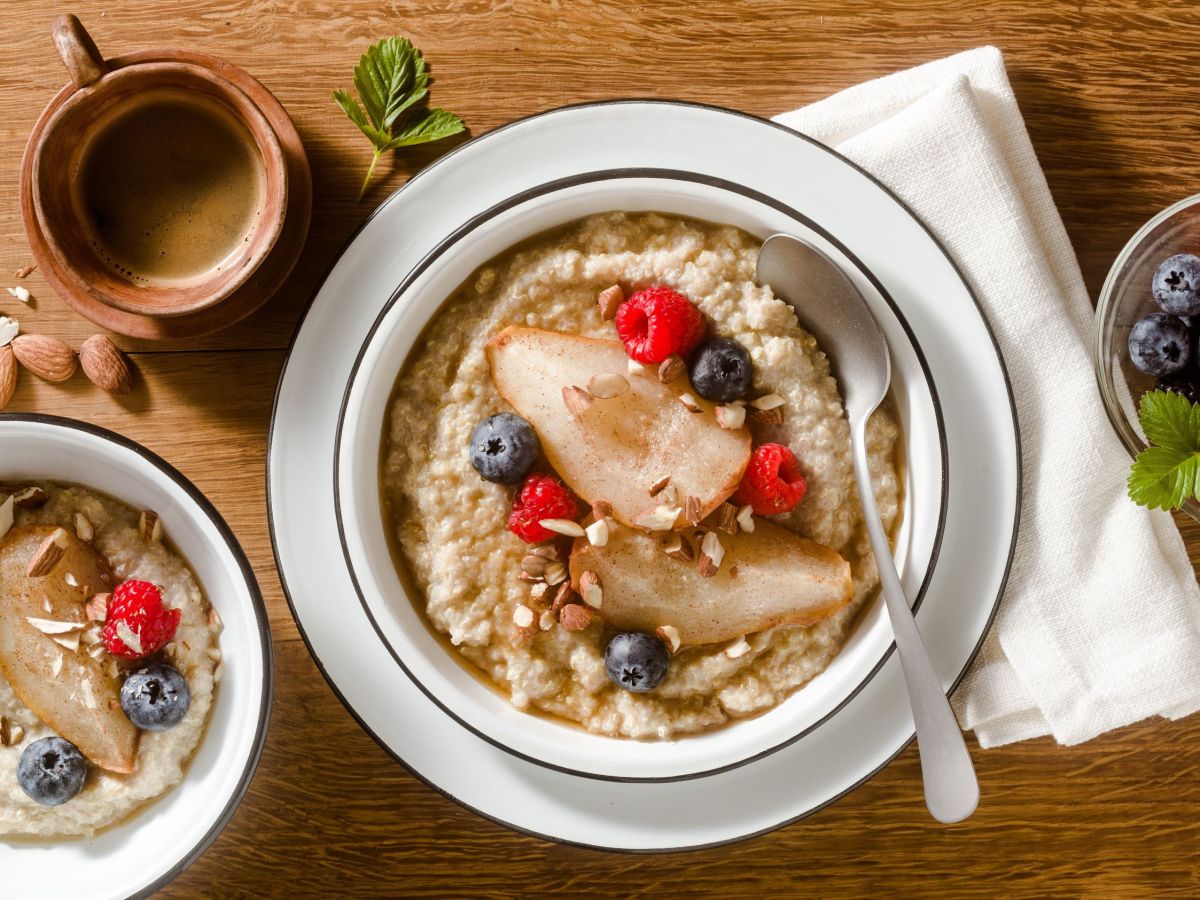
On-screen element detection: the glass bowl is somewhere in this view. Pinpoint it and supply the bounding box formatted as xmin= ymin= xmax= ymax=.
xmin=1094 ymin=192 xmax=1200 ymax=522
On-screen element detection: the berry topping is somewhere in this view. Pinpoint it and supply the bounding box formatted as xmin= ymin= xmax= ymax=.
xmin=734 ymin=443 xmax=808 ymax=515
xmin=1152 ymin=254 xmax=1200 ymax=316
xmin=507 ymin=473 xmax=579 ymax=543
xmin=689 ymin=337 xmax=754 ymax=403
xmin=102 ymin=580 xmax=181 ymax=660
xmin=614 ymin=286 xmax=706 ymax=363
xmin=604 ymin=632 xmax=669 ymax=692
xmin=1129 ymin=312 xmax=1191 ymax=377
xmin=17 ymin=736 xmax=86 ymax=807
xmin=470 ymin=412 xmax=540 ymax=484
xmin=121 ymin=663 xmax=191 ymax=731
xmin=1157 ymin=367 xmax=1200 ymax=404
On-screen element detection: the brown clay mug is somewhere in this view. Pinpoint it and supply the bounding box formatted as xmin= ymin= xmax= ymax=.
xmin=30 ymin=14 xmax=288 ymax=318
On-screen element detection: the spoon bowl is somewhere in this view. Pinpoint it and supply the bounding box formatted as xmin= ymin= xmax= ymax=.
xmin=757 ymin=232 xmax=979 ymax=824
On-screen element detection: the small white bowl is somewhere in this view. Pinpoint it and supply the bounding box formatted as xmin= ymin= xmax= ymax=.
xmin=0 ymin=414 xmax=271 ymax=899
xmin=336 ymin=174 xmax=946 ymax=782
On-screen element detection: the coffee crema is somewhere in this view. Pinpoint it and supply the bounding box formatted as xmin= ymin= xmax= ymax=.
xmin=73 ymin=89 xmax=265 ymax=287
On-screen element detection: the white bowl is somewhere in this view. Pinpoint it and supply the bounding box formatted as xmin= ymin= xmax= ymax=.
xmin=0 ymin=414 xmax=271 ymax=899
xmin=336 ymin=174 xmax=946 ymax=782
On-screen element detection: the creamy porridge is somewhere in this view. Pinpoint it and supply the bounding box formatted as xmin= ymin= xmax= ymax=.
xmin=382 ymin=212 xmax=900 ymax=739
xmin=0 ymin=482 xmax=220 ymax=838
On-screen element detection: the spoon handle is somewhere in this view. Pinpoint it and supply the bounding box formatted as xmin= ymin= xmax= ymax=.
xmin=851 ymin=422 xmax=979 ymax=824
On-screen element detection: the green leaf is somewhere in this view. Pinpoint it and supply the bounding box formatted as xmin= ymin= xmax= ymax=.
xmin=383 ymin=108 xmax=465 ymax=149
xmin=1127 ymin=389 xmax=1200 ymax=510
xmin=1139 ymin=388 xmax=1200 ymax=453
xmin=334 ymin=34 xmax=465 ymax=199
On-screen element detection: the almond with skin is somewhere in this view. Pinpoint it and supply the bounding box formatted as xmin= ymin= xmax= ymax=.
xmin=78 ymin=335 xmax=133 ymax=395
xmin=11 ymin=334 xmax=76 ymax=383
xmin=0 ymin=346 xmax=15 ymax=410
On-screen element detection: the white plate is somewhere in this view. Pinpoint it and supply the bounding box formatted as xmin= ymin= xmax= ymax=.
xmin=269 ymin=100 xmax=1019 ymax=849
xmin=334 ymin=173 xmax=947 ymax=781
xmin=0 ymin=414 xmax=271 ymax=898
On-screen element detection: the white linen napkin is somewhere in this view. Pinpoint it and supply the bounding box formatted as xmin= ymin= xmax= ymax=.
xmin=774 ymin=47 xmax=1200 ymax=747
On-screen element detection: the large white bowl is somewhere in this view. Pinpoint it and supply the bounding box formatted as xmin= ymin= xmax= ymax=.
xmin=0 ymin=414 xmax=271 ymax=899
xmin=336 ymin=174 xmax=946 ymax=782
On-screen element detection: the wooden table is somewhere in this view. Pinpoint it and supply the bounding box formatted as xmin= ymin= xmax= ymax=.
xmin=4 ymin=1 xmax=1200 ymax=895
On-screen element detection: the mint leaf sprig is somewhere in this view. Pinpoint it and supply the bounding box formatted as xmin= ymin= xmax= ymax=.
xmin=1128 ymin=389 xmax=1200 ymax=510
xmin=334 ymin=36 xmax=465 ymax=201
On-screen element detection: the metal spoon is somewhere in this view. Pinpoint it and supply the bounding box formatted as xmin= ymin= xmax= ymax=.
xmin=757 ymin=233 xmax=979 ymax=824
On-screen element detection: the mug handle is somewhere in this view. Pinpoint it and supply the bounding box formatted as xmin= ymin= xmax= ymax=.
xmin=52 ymin=14 xmax=108 ymax=89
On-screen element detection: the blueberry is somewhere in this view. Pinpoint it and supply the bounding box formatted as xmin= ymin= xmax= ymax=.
xmin=1129 ymin=312 xmax=1190 ymax=376
xmin=604 ymin=632 xmax=669 ymax=693
xmin=688 ymin=337 xmax=753 ymax=403
xmin=120 ymin=663 xmax=190 ymax=731
xmin=1152 ymin=254 xmax=1200 ymax=316
xmin=1156 ymin=367 xmax=1200 ymax=404
xmin=469 ymin=413 xmax=540 ymax=484
xmin=17 ymin=737 xmax=86 ymax=806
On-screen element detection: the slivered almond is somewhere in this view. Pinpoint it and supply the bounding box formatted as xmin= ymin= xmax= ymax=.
xmin=587 ymin=371 xmax=629 ymax=399
xmin=737 ymin=504 xmax=755 ymax=533
xmin=0 ymin=316 xmax=18 ymax=348
xmin=539 ymin=518 xmax=584 ymax=538
xmin=656 ymin=625 xmax=682 ymax=654
xmin=140 ymin=510 xmax=163 ymax=542
xmin=635 ymin=505 xmax=681 ymax=531
xmin=660 ymin=483 xmax=679 ymax=505
xmin=27 ymin=527 xmax=69 ymax=576
xmin=551 ymin=582 xmax=575 ymax=615
xmin=663 ymin=533 xmax=694 ymax=562
xmin=677 ymin=392 xmax=702 ymax=413
xmin=0 ymin=494 xmax=12 ymax=541
xmin=725 ymin=636 xmax=751 ymax=658
xmin=559 ymin=603 xmax=593 ymax=631
xmin=715 ymin=503 xmax=739 ymax=535
xmin=562 ymin=385 xmax=593 ymax=418
xmin=750 ymin=393 xmax=785 ymax=410
xmin=50 ymin=632 xmax=81 ymax=653
xmin=596 ymin=284 xmax=624 ymax=320
xmin=25 ymin=617 xmax=84 ymax=635
xmin=684 ymin=495 xmax=703 ymax=526
xmin=13 ymin=486 xmax=47 ymax=508
xmin=657 ymin=354 xmax=685 ymax=383
xmin=584 ymin=517 xmax=609 ymax=547
xmin=64 ymin=572 xmax=79 ymax=588
xmin=512 ymin=605 xmax=535 ymax=629
xmin=578 ymin=571 xmax=602 ymax=609
xmin=647 ymin=474 xmax=671 ymax=497
xmin=74 ymin=512 xmax=94 ymax=542
xmin=627 ymin=358 xmax=646 ymax=377
xmin=715 ymin=403 xmax=746 ymax=430
xmin=748 ymin=406 xmax=784 ymax=427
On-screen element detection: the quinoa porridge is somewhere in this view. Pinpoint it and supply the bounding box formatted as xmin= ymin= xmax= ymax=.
xmin=382 ymin=211 xmax=900 ymax=739
xmin=0 ymin=482 xmax=220 ymax=838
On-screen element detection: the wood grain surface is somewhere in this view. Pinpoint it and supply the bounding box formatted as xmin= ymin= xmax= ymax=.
xmin=4 ymin=1 xmax=1200 ymax=897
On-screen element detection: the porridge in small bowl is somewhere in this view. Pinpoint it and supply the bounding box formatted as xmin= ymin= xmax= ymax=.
xmin=0 ymin=480 xmax=220 ymax=838
xmin=381 ymin=211 xmax=901 ymax=740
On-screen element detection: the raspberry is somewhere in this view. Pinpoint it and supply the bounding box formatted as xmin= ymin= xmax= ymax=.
xmin=614 ymin=287 xmax=706 ymax=363
xmin=507 ymin=474 xmax=579 ymax=543
xmin=733 ymin=443 xmax=808 ymax=515
xmin=102 ymin=580 xmax=181 ymax=660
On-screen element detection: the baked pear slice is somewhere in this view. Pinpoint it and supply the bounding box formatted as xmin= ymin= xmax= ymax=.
xmin=569 ymin=519 xmax=853 ymax=647
xmin=0 ymin=525 xmax=137 ymax=773
xmin=486 ymin=326 xmax=751 ymax=528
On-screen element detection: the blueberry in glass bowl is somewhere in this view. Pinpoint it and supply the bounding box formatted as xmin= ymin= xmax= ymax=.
xmin=1094 ymin=193 xmax=1200 ymax=522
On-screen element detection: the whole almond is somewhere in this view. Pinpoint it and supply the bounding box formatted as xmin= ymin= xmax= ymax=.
xmin=79 ymin=335 xmax=132 ymax=394
xmin=11 ymin=334 xmax=76 ymax=383
xmin=0 ymin=346 xmax=15 ymax=410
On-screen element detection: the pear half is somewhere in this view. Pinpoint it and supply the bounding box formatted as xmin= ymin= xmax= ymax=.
xmin=0 ymin=525 xmax=137 ymax=773
xmin=569 ymin=520 xmax=853 ymax=647
xmin=486 ymin=327 xmax=751 ymax=528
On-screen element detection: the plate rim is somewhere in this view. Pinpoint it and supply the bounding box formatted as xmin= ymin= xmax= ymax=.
xmin=329 ymin=166 xmax=951 ymax=783
xmin=267 ymin=97 xmax=1021 ymax=850
xmin=0 ymin=412 xmax=274 ymax=897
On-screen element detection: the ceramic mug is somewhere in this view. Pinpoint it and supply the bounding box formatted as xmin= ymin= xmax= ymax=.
xmin=28 ymin=15 xmax=288 ymax=319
